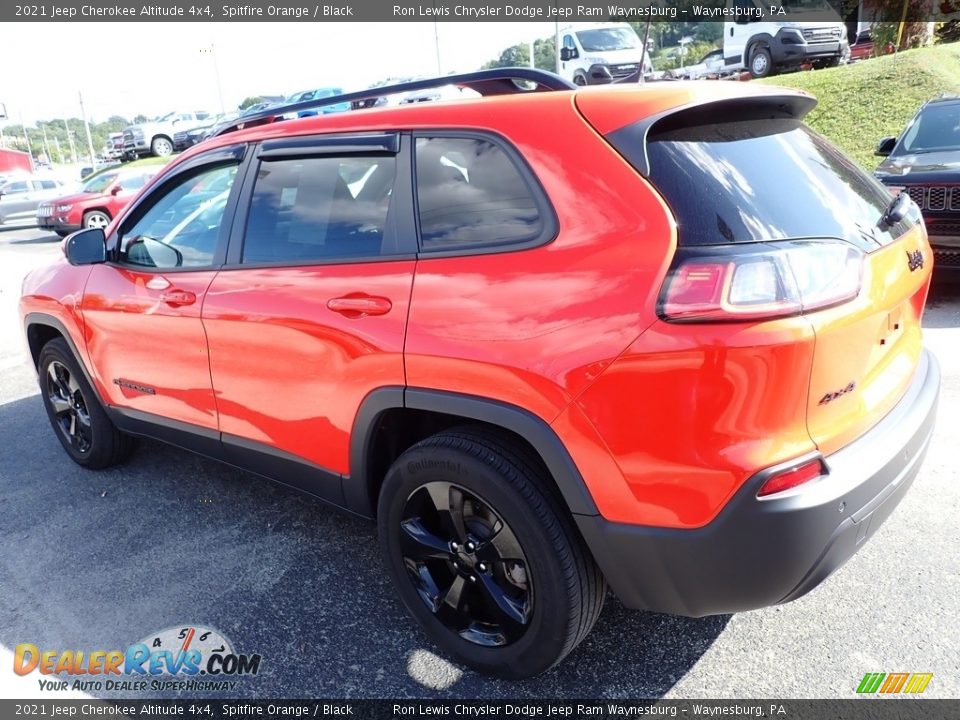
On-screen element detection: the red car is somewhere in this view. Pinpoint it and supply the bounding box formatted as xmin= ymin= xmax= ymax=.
xmin=36 ymin=167 xmax=159 ymax=237
xmin=20 ymin=70 xmax=939 ymax=679
xmin=848 ymin=30 xmax=876 ymax=62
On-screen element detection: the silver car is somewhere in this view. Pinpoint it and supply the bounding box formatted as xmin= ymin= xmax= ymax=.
xmin=0 ymin=177 xmax=67 ymax=227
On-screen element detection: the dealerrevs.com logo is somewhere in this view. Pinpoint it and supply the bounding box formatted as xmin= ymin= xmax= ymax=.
xmin=14 ymin=625 xmax=262 ymax=693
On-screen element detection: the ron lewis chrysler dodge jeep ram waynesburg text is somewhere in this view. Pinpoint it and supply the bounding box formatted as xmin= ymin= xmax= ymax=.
xmin=20 ymin=70 xmax=939 ymax=679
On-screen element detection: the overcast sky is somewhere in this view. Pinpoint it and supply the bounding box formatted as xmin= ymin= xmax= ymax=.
xmin=0 ymin=22 xmax=559 ymax=124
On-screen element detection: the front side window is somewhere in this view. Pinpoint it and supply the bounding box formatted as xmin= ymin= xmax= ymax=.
xmin=118 ymin=163 xmax=238 ymax=269
xmin=242 ymin=155 xmax=395 ymax=264
xmin=414 ymin=136 xmax=544 ymax=252
xmin=3 ymin=181 xmax=29 ymax=194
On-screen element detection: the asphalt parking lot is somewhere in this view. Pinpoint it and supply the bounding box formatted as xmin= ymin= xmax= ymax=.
xmin=0 ymin=227 xmax=958 ymax=700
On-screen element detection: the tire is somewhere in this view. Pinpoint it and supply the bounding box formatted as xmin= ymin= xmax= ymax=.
xmin=573 ymin=73 xmax=587 ymax=86
xmin=749 ymin=46 xmax=773 ymax=78
xmin=378 ymin=427 xmax=606 ymax=679
xmin=151 ymin=136 xmax=173 ymax=157
xmin=82 ymin=210 xmax=111 ymax=230
xmin=55 ymin=230 xmax=70 ymax=239
xmin=38 ymin=338 xmax=135 ymax=469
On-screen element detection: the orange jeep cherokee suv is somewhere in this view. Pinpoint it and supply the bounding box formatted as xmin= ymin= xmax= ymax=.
xmin=19 ymin=70 xmax=940 ymax=679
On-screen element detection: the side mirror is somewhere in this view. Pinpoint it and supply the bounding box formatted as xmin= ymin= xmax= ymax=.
xmin=560 ymin=48 xmax=576 ymax=62
xmin=875 ymin=137 xmax=897 ymax=156
xmin=111 ymin=185 xmax=123 ymax=195
xmin=125 ymin=237 xmax=183 ymax=268
xmin=64 ymin=228 xmax=106 ymax=266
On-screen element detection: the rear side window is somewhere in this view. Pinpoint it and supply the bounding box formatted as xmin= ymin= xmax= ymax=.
xmin=242 ymin=155 xmax=395 ymax=264
xmin=636 ymin=118 xmax=914 ymax=247
xmin=414 ymin=136 xmax=545 ymax=252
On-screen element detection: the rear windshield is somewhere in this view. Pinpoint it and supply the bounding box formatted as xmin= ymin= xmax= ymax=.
xmin=641 ymin=118 xmax=909 ymax=247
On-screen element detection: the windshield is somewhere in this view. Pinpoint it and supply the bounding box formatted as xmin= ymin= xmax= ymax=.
xmin=83 ymin=173 xmax=118 ymax=194
xmin=576 ymin=28 xmax=640 ymax=52
xmin=895 ymin=103 xmax=960 ymax=154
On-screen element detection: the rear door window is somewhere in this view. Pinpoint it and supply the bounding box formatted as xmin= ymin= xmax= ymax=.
xmin=414 ymin=136 xmax=548 ymax=252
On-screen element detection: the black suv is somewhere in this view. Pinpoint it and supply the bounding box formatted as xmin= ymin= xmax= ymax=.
xmin=875 ymin=95 xmax=960 ymax=271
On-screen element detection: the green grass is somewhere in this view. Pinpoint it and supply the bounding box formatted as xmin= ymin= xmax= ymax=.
xmin=757 ymin=43 xmax=960 ymax=169
xmin=84 ymin=154 xmax=174 ymax=183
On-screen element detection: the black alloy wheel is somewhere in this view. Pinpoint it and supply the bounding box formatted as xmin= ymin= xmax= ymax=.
xmin=399 ymin=481 xmax=532 ymax=647
xmin=46 ymin=359 xmax=93 ymax=455
xmin=378 ymin=427 xmax=606 ymax=678
xmin=38 ymin=338 xmax=135 ymax=469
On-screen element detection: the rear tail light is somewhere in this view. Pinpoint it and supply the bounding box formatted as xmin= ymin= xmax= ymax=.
xmin=659 ymin=240 xmax=863 ymax=322
xmin=757 ymin=458 xmax=826 ymax=498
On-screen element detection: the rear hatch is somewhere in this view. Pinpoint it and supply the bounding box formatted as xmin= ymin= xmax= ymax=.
xmin=578 ymin=89 xmax=933 ymax=455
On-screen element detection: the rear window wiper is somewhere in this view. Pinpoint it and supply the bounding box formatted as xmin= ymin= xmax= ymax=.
xmin=879 ymin=190 xmax=911 ymax=229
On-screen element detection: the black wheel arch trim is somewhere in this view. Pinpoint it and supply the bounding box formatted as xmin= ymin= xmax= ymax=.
xmin=24 ymin=313 xmax=104 ymax=404
xmin=345 ymin=387 xmax=600 ymax=518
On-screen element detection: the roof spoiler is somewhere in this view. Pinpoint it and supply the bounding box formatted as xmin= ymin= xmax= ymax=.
xmin=211 ymin=68 xmax=576 ymax=138
xmin=607 ymin=93 xmax=818 ymax=176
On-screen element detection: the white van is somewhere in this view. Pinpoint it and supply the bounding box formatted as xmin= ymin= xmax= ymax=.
xmin=558 ymin=23 xmax=652 ymax=86
xmin=723 ymin=0 xmax=848 ymax=78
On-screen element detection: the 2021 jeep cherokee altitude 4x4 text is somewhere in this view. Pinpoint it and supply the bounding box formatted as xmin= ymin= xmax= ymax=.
xmin=20 ymin=70 xmax=939 ymax=679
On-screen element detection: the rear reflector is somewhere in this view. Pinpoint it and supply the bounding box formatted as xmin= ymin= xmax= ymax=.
xmin=757 ymin=458 xmax=825 ymax=498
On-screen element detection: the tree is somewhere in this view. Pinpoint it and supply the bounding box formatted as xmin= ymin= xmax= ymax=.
xmin=482 ymin=37 xmax=558 ymax=72
xmin=482 ymin=44 xmax=530 ymax=70
xmin=238 ymin=96 xmax=265 ymax=111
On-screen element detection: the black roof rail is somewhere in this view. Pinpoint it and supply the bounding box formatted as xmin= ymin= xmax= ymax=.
xmin=211 ymin=68 xmax=576 ymax=138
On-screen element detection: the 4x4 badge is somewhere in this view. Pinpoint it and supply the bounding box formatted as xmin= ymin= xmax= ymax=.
xmin=906 ymin=249 xmax=924 ymax=272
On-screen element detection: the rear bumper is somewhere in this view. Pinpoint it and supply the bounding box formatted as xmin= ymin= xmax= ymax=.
xmin=576 ymin=349 xmax=939 ymax=617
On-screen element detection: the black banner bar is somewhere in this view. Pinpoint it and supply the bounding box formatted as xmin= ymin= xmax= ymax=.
xmin=4 ymin=1 xmax=960 ymax=23
xmin=1 ymin=700 xmax=956 ymax=719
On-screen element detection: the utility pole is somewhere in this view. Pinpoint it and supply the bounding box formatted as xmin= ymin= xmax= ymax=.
xmin=201 ymin=43 xmax=226 ymax=114
xmin=529 ymin=40 xmax=535 ymax=69
xmin=20 ymin=114 xmax=32 ymax=157
xmin=78 ymin=91 xmax=96 ymax=165
xmin=40 ymin=123 xmax=53 ymax=164
xmin=53 ymin=136 xmax=63 ymax=164
xmin=63 ymin=119 xmax=78 ymax=164
xmin=640 ymin=20 xmax=652 ymax=85
xmin=555 ymin=21 xmax=561 ymax=74
xmin=433 ymin=20 xmax=442 ymax=74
